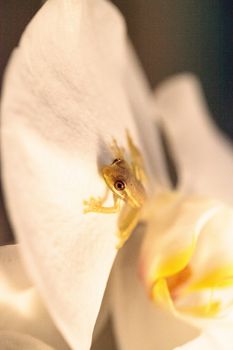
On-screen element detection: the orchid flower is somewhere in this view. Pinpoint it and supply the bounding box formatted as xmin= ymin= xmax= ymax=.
xmin=1 ymin=1 xmax=233 ymax=350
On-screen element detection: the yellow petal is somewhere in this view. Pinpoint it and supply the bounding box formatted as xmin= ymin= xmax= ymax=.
xmin=151 ymin=279 xmax=174 ymax=311
xmin=179 ymin=301 xmax=221 ymax=318
xmin=155 ymin=239 xmax=196 ymax=280
xmin=188 ymin=264 xmax=233 ymax=291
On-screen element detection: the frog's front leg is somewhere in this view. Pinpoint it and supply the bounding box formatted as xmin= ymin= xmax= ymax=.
xmin=116 ymin=205 xmax=141 ymax=248
xmin=83 ymin=193 xmax=121 ymax=214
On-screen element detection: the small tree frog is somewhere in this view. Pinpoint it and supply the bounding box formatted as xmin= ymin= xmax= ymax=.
xmin=83 ymin=130 xmax=147 ymax=248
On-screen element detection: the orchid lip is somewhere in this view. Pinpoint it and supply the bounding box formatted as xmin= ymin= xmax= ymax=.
xmin=140 ymin=192 xmax=233 ymax=319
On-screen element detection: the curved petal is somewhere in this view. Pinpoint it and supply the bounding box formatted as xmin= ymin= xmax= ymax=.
xmin=110 ymin=231 xmax=199 ymax=350
xmin=1 ymin=0 xmax=156 ymax=349
xmin=0 ymin=331 xmax=56 ymax=350
xmin=190 ymin=205 xmax=233 ymax=286
xmin=0 ymin=245 xmax=69 ymax=350
xmin=174 ymin=322 xmax=233 ymax=350
xmin=154 ymin=74 xmax=233 ymax=204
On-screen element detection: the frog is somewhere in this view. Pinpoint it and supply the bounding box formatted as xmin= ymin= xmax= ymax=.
xmin=83 ymin=130 xmax=147 ymax=248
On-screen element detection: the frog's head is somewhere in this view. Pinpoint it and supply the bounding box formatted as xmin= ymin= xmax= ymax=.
xmin=101 ymin=159 xmax=131 ymax=201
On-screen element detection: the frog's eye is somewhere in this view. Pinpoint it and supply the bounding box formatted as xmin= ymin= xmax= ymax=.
xmin=114 ymin=180 xmax=125 ymax=191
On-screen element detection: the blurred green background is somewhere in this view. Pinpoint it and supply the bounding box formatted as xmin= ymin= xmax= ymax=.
xmin=1 ymin=0 xmax=232 ymax=139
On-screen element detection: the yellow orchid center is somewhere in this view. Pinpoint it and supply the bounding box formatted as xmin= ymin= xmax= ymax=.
xmin=141 ymin=191 xmax=233 ymax=319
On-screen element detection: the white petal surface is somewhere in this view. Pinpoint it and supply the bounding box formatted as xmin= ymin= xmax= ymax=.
xmin=0 ymin=331 xmax=55 ymax=350
xmin=174 ymin=322 xmax=233 ymax=350
xmin=0 ymin=245 xmax=69 ymax=350
xmin=1 ymin=0 xmax=156 ymax=349
xmin=154 ymin=74 xmax=233 ymax=204
xmin=0 ymin=244 xmax=32 ymax=291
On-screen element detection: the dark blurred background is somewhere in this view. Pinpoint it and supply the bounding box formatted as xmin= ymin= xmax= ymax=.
xmin=0 ymin=0 xmax=233 ymax=139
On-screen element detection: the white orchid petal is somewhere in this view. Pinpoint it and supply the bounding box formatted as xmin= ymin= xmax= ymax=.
xmin=174 ymin=322 xmax=233 ymax=350
xmin=0 ymin=244 xmax=32 ymax=291
xmin=1 ymin=0 xmax=155 ymax=348
xmin=110 ymin=231 xmax=199 ymax=350
xmin=0 ymin=245 xmax=69 ymax=350
xmin=154 ymin=74 xmax=233 ymax=203
xmin=0 ymin=331 xmax=56 ymax=350
xmin=191 ymin=204 xmax=233 ymax=278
